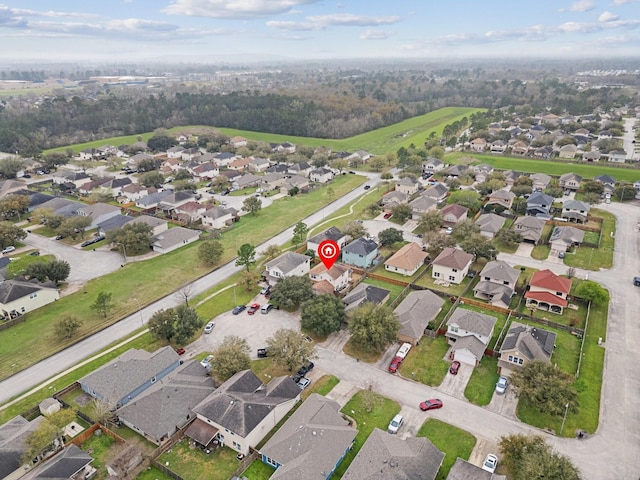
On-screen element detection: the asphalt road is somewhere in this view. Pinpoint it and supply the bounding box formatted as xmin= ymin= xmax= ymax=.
xmin=0 ymin=172 xmax=378 ymax=405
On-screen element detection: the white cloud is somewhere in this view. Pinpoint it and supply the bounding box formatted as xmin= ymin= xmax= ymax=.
xmin=360 ymin=29 xmax=392 ymax=40
xmin=611 ymin=0 xmax=638 ymax=5
xmin=599 ymin=11 xmax=619 ymax=21
xmin=0 ymin=5 xmax=97 ymax=19
xmin=267 ymin=13 xmax=401 ymax=31
xmin=266 ymin=20 xmax=314 ymax=30
xmin=162 ymin=0 xmax=320 ymax=19
xmin=566 ymin=0 xmax=596 ymax=12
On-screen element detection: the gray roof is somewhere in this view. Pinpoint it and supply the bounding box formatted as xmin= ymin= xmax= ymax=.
xmin=203 ymin=206 xmax=236 ymax=219
xmin=530 ymin=173 xmax=552 ymax=186
xmin=152 ymin=226 xmax=200 ymax=249
xmin=550 ymin=226 xmax=585 ymax=245
xmin=266 ymin=251 xmax=310 ymax=275
xmin=500 ymin=321 xmax=556 ymax=362
xmin=80 ymin=347 xmax=179 ymax=406
xmin=423 ymin=183 xmax=448 ymax=199
xmin=308 ymin=226 xmax=345 ymax=245
xmin=193 ymin=370 xmax=300 ymax=438
xmin=128 ymin=215 xmax=167 ymax=229
xmin=98 ymin=214 xmax=133 ymax=232
xmin=594 ymin=174 xmax=616 ymax=185
xmin=116 ymin=360 xmax=214 ymax=443
xmin=260 ymin=394 xmax=357 ymax=480
xmin=136 ymin=190 xmax=172 ymax=207
xmin=235 ymin=173 xmax=262 ymax=187
xmin=0 ymin=415 xmax=44 ymax=479
xmin=432 ymin=247 xmax=473 ymax=270
xmin=397 ymin=177 xmax=418 ymax=187
xmin=343 ymin=283 xmax=390 ymax=311
xmin=343 ymin=237 xmax=378 ymax=257
xmin=409 ymin=195 xmax=437 ymax=212
xmin=447 ymin=458 xmax=506 ymax=480
xmin=451 ymin=334 xmax=488 ymax=360
xmin=479 ymin=260 xmax=520 ymax=284
xmin=394 ymin=290 xmax=444 ymax=340
xmin=446 ymin=308 xmax=497 ymax=337
xmin=24 ymin=444 xmax=93 ymax=480
xmin=527 ymin=191 xmax=553 ymax=206
xmin=475 ymin=213 xmax=506 ymax=234
xmin=342 ymin=428 xmax=444 ymax=480
xmin=562 ymin=199 xmax=590 ymax=212
xmin=487 ymin=189 xmax=515 ymax=201
xmin=159 ymin=191 xmax=196 ymax=206
xmin=0 ymin=278 xmax=57 ymax=304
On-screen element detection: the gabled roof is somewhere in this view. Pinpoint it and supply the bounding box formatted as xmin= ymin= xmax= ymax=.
xmin=308 ymin=226 xmax=345 ymax=245
xmin=97 ymin=214 xmax=133 ymax=232
xmin=193 ymin=370 xmax=299 ymax=438
xmin=423 ymin=183 xmax=448 ymax=199
xmin=529 ymin=269 xmax=571 ymax=294
xmin=562 ymin=199 xmax=590 ymax=211
xmin=432 ymin=247 xmax=473 ymax=270
xmin=266 ymin=252 xmax=310 ymax=275
xmin=530 ymin=173 xmax=552 ymax=186
xmin=136 ymin=190 xmax=172 ymax=207
xmin=0 ymin=415 xmax=45 ymax=479
xmin=594 ymin=174 xmax=616 ymax=184
xmin=527 ymin=191 xmax=553 ymax=206
xmin=550 ymin=226 xmax=585 ymax=245
xmin=260 ymin=394 xmax=357 ymax=480
xmin=513 ymin=215 xmax=546 ymax=230
xmin=23 ymin=444 xmax=93 ymax=480
xmin=128 ymin=215 xmax=167 ymax=229
xmin=384 ymin=243 xmax=428 ymax=271
xmin=446 ymin=308 xmax=497 ymax=338
xmin=77 ymin=202 xmax=121 ymax=218
xmin=0 ymin=278 xmax=58 ymax=304
xmin=559 ymin=172 xmax=582 ymax=182
xmin=343 ymin=237 xmax=378 ymax=257
xmin=397 ymin=177 xmax=418 ymax=187
xmin=409 ymin=195 xmax=438 ymax=212
xmin=343 ymin=283 xmax=390 ymax=311
xmin=500 ymin=321 xmax=556 ymax=362
xmin=152 ymin=227 xmax=200 ymax=249
xmin=451 ymin=334 xmax=488 ymax=359
xmin=487 ymin=189 xmax=515 ymax=201
xmin=203 ymin=206 xmax=236 ymax=219
xmin=80 ymin=347 xmax=179 ymax=406
xmin=342 ymin=428 xmax=444 ymax=480
xmin=440 ymin=203 xmax=468 ymax=219
xmin=478 ymin=260 xmax=520 ymax=284
xmin=394 ymin=290 xmax=444 ymax=339
xmin=310 ymin=262 xmax=351 ymax=279
xmin=475 ymin=213 xmax=506 ymax=234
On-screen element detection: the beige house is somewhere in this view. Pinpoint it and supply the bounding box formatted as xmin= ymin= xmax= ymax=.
xmin=265 ymin=252 xmax=311 ymax=283
xmin=469 ymin=138 xmax=487 ymax=152
xmin=393 ymin=290 xmax=445 ymax=345
xmin=384 ymin=242 xmax=428 ymax=276
xmin=440 ymin=204 xmax=468 ymax=226
xmin=0 ymin=278 xmax=59 ymax=319
xmin=558 ymin=144 xmax=578 ymax=159
xmin=201 ymin=206 xmax=236 ymax=229
xmin=431 ymin=247 xmax=473 ymax=284
xmin=445 ymin=308 xmax=497 ymax=366
xmin=498 ymin=322 xmax=557 ymax=377
xmin=525 ymin=269 xmax=571 ymax=314
xmin=128 ymin=215 xmax=168 ymax=236
xmin=309 ymin=263 xmax=352 ymax=293
xmin=191 ymin=370 xmax=300 ymax=456
xmin=559 ymin=172 xmax=582 ymax=191
xmin=395 ymin=177 xmax=420 ymax=196
xmin=485 ymin=190 xmax=515 ymax=210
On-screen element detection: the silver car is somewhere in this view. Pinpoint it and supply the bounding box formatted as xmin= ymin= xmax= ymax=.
xmin=495 ymin=376 xmax=508 ymax=394
xmin=387 ymin=414 xmax=404 ymax=434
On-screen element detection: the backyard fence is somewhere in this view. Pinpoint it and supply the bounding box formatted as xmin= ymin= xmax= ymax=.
xmin=150 ymin=460 xmax=185 ymax=480
xmin=575 ymin=300 xmax=592 ymax=378
xmin=0 ymin=315 xmax=26 ymax=331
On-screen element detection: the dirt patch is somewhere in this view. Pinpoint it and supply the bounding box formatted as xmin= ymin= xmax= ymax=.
xmin=60 ymin=282 xmax=87 ymax=297
xmin=74 ymin=392 xmax=93 ymax=407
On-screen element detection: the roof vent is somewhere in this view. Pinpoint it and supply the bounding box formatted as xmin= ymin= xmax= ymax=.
xmin=312 ymin=431 xmax=317 ymax=436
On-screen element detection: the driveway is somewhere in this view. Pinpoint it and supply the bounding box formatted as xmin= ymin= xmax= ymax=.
xmin=437 ymin=362 xmax=473 ymax=399
xmin=486 ymin=388 xmax=519 ymax=420
xmin=513 ymin=243 xmax=534 ymax=257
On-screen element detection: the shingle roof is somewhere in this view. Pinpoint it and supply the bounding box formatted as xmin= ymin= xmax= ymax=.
xmin=446 ymin=308 xmax=497 ymax=338
xmin=260 ymin=394 xmax=357 ymax=480
xmin=79 ymin=347 xmax=179 ymax=406
xmin=479 ymin=260 xmax=520 ymax=284
xmin=343 ymin=283 xmax=390 ymax=311
xmin=562 ymin=199 xmax=590 ymax=211
xmin=440 ymin=204 xmax=468 ymax=219
xmin=451 ymin=335 xmax=488 ymax=360
xmin=500 ymin=321 xmax=556 ymax=362
xmin=423 ymin=183 xmax=448 ymax=199
xmin=529 ymin=269 xmax=571 ymax=294
xmin=0 ymin=278 xmax=58 ymax=304
xmin=409 ymin=195 xmax=438 ymax=212
xmin=203 ymin=206 xmax=235 ymax=219
xmin=432 ymin=247 xmax=473 ymax=270
xmin=342 ymin=428 xmax=444 ymax=480
xmin=475 ymin=213 xmax=506 ymax=234
xmin=309 ymin=262 xmax=351 ymax=280
xmin=98 ymin=214 xmax=133 ymax=232
xmin=308 ymin=226 xmax=345 ymax=245
xmin=266 ymin=252 xmax=310 ymax=275
xmin=550 ymin=226 xmax=585 ymax=245
xmin=447 ymin=458 xmax=505 ymax=480
xmin=24 ymin=444 xmax=93 ymax=480
xmin=384 ymin=243 xmax=428 ymax=271
xmin=527 ymin=191 xmax=553 ymax=206
xmin=193 ymin=370 xmax=299 ymax=438
xmin=343 ymin=238 xmax=378 ymax=257
xmin=394 ymin=290 xmax=444 ymax=340
xmin=152 ymin=227 xmax=200 ymax=249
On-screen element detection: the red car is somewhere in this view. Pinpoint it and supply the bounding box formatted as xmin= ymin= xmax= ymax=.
xmin=383 ymin=212 xmax=393 ymax=219
xmin=388 ymin=356 xmax=403 ymax=373
xmin=247 ymin=303 xmax=260 ymax=315
xmin=419 ymin=398 xmax=443 ymax=411
xmin=174 ymin=347 xmax=186 ymax=356
xmin=449 ymin=360 xmax=461 ymax=375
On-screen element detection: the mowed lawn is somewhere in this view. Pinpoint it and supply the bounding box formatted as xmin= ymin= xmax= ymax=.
xmin=417 ymin=419 xmax=477 ymax=480
xmin=0 ymin=175 xmax=364 ymax=381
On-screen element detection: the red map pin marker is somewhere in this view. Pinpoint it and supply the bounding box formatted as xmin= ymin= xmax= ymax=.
xmin=318 ymin=239 xmax=340 ymax=270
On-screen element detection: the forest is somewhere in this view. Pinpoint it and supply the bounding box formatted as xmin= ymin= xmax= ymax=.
xmin=0 ymin=67 xmax=637 ymax=156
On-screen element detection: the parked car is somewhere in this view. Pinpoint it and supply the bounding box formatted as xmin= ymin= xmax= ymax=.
xmin=291 ymin=372 xmax=304 ymax=383
xmin=247 ymin=303 xmax=260 ymax=314
xmin=203 ymin=321 xmax=215 ymax=334
xmin=297 ymin=377 xmax=311 ymax=390
xmin=174 ymin=347 xmax=186 ymax=356
xmin=29 ymin=250 xmax=40 ymax=256
xmin=449 ymin=360 xmax=460 ymax=375
xmin=396 ymin=342 xmax=412 ymax=359
xmin=232 ymin=305 xmax=247 ymax=315
xmin=419 ymin=398 xmax=443 ymax=411
xmin=383 ymin=211 xmax=392 ymax=219
xmin=200 ymin=355 xmax=214 ymax=368
xmin=445 ymin=226 xmax=454 ymax=235
xmin=1 ymin=246 xmax=15 ymax=254
xmin=558 ymin=251 xmax=565 ymax=259
xmin=388 ymin=356 xmax=403 ymax=373
xmin=495 ymin=376 xmax=508 ymax=395
xmin=260 ymin=304 xmax=273 ymax=314
xmin=633 ymin=276 xmax=640 ymax=287
xmin=297 ymin=361 xmax=315 ymax=376
xmin=387 ymin=414 xmax=404 ymax=434
xmin=364 ymin=185 xmax=371 ymax=190
xmin=81 ymin=235 xmax=105 ymax=247
xmin=260 ymin=285 xmax=271 ymax=295
xmin=257 ymin=348 xmax=268 ymax=358
xmin=482 ymin=454 xmax=498 ymax=473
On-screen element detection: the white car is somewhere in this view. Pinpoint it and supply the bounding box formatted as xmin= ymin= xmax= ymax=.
xmin=1 ymin=246 xmax=15 ymax=254
xmin=203 ymin=321 xmax=215 ymax=334
xmin=297 ymin=377 xmax=311 ymax=390
xmin=387 ymin=414 xmax=404 ymax=434
xmin=445 ymin=227 xmax=453 ymax=235
xmin=200 ymin=355 xmax=214 ymax=368
xmin=482 ymin=454 xmax=498 ymax=473
xmin=396 ymin=342 xmax=412 ymax=359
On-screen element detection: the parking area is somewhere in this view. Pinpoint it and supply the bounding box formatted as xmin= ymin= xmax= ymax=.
xmin=485 ymin=387 xmax=519 ymax=420
xmin=437 ymin=361 xmax=473 ymax=398
xmin=202 ymin=300 xmax=300 ymax=357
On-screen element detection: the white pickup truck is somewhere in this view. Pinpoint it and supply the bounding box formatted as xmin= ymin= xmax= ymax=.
xmin=396 ymin=342 xmax=412 ymax=359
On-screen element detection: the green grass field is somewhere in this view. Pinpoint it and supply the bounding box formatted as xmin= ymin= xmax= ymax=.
xmin=417 ymin=418 xmax=477 ymax=480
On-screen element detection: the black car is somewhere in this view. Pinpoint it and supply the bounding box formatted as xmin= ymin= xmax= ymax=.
xmin=29 ymin=251 xmax=40 ymax=256
xmin=291 ymin=372 xmax=304 ymax=383
xmin=297 ymin=361 xmax=315 ymax=376
xmin=232 ymin=305 xmax=247 ymax=315
xmin=364 ymin=185 xmax=371 ymax=190
xmin=257 ymin=348 xmax=268 ymax=358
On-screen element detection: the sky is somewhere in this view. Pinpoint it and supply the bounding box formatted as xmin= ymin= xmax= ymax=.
xmin=0 ymin=0 xmax=639 ymax=63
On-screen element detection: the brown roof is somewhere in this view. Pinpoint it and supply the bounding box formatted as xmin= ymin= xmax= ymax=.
xmin=312 ymin=280 xmax=335 ymax=295
xmin=432 ymin=247 xmax=473 ymax=270
xmin=440 ymin=203 xmax=468 ymax=219
xmin=384 ymin=243 xmax=428 ymax=271
xmin=309 ymin=262 xmax=350 ymax=280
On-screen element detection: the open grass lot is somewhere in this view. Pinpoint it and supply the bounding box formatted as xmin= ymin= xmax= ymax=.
xmin=446 ymin=152 xmax=640 ymax=183
xmin=531 ymin=243 xmax=550 ymax=260
xmin=368 ymin=261 xmax=424 ymax=285
xmin=302 ymin=374 xmax=340 ymax=400
xmin=464 ymin=356 xmax=500 ymax=406
xmin=342 ymin=338 xmax=384 ymax=364
xmin=564 ymin=209 xmax=615 ymax=270
xmin=0 ymin=331 xmax=163 ymax=424
xmin=515 ymin=297 xmax=588 ymax=330
xmin=332 ymin=390 xmax=401 ymax=478
xmin=241 ymin=460 xmax=274 ymax=480
xmin=0 ymin=175 xmax=363 ymax=381
xmin=398 ymin=337 xmax=450 ymax=387
xmin=417 ymin=418 xmax=477 ymax=480
xmin=158 ymin=439 xmax=241 ymax=480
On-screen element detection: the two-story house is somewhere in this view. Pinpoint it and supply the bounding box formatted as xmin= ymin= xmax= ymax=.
xmin=513 ymin=215 xmax=546 ymax=244
xmin=525 ymin=269 xmax=572 ymax=314
xmin=249 ymin=157 xmax=270 ymax=173
xmin=264 ymin=252 xmax=311 ymax=284
xmin=384 ymin=242 xmax=428 ymax=277
xmin=526 ymin=191 xmax=554 ymax=217
xmin=473 ymin=260 xmax=521 ymax=308
xmin=409 ymin=195 xmax=438 ymax=219
xmin=445 ymin=308 xmax=497 ymax=366
xmin=381 ymin=190 xmax=408 ymax=208
xmin=309 ymin=263 xmax=352 ymax=293
xmin=395 ymin=177 xmax=420 ymax=196
xmin=288 ymin=162 xmax=313 ymax=177
xmin=469 ymin=138 xmax=487 ymax=152
xmin=530 ymin=173 xmax=552 ymax=192
xmin=561 ymin=199 xmax=590 ymax=224
xmin=422 ymin=157 xmax=444 ymax=174
xmin=201 ymin=206 xmax=237 ymax=230
xmin=431 ymin=247 xmax=473 ymax=284
xmin=594 ymin=174 xmax=616 ymax=195
xmin=309 ymin=167 xmax=334 ymax=183
xmin=559 ymin=172 xmax=582 ymax=191
xmin=76 ymin=203 xmax=121 ymax=229
xmin=485 ymin=190 xmax=515 ymax=210
xmin=341 ymin=237 xmax=379 ymax=268
xmin=498 ymin=322 xmax=556 ymax=377
xmin=422 ymin=183 xmax=449 ymax=203
xmin=0 ymin=277 xmax=60 ymax=320
xmin=440 ymin=204 xmax=468 ymax=226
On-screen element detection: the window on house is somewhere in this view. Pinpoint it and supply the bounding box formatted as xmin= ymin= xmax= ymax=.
xmin=518 ymin=358 xmax=523 ymax=365
xmin=30 ymin=293 xmax=38 ymax=299
xmin=434 ymin=272 xmax=440 ymax=278
xmin=508 ymin=355 xmax=514 ymax=362
xmin=503 ymin=281 xmax=509 ymax=285
xmin=450 ymin=325 xmax=458 ymax=333
xmin=448 ymin=276 xmax=455 ymax=281
xmin=484 ymin=277 xmax=490 ymax=281
xmin=265 ymin=456 xmax=278 ymax=467
xmin=556 ymin=291 xmax=563 ymax=296
xmin=21 ymin=307 xmax=25 ymax=312
xmin=452 ymin=268 xmax=458 ymax=273
xmin=233 ymin=441 xmax=241 ymax=450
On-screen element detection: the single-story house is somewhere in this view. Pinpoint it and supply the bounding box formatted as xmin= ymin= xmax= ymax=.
xmin=264 ymin=252 xmax=311 ymax=283
xmin=135 ymin=190 xmax=172 ymax=210
xmin=549 ymin=226 xmax=585 ymax=254
xmin=498 ymin=321 xmax=557 ymax=377
xmin=608 ymin=150 xmax=627 ymax=163
xmin=307 ymin=226 xmax=349 ymax=254
xmin=525 ymin=269 xmax=572 ymax=314
xmin=232 ymin=173 xmax=262 ymax=190
xmin=288 ymin=162 xmax=313 ymax=177
xmin=97 ymin=214 xmax=134 ymax=236
xmin=19 ymin=444 xmax=95 ymax=480
xmin=260 ymin=394 xmax=357 ymax=480
xmin=151 ymin=227 xmax=201 ymax=254
xmin=76 ymin=202 xmax=121 ymax=229
xmin=475 ymin=213 xmax=506 ymax=238
xmin=192 ymin=370 xmax=300 ymax=456
xmin=409 ymin=195 xmax=438 ymax=219
xmin=440 ymin=204 xmax=468 ymax=226
xmin=343 ymin=283 xmax=390 ymax=312
xmin=249 ymin=157 xmax=270 ymax=173
xmin=381 ymin=190 xmax=408 ymax=208
xmin=79 ymin=346 xmax=181 ymax=408
xmin=0 ymin=277 xmax=59 ymax=320
xmin=473 ymin=260 xmax=520 ymax=308
xmin=393 ymin=290 xmax=445 ymax=345
xmin=384 ymin=242 xmax=428 ymax=277
xmin=127 ymin=215 xmax=168 ymax=236
xmin=530 ymin=173 xmax=552 ymax=191
xmin=341 ymin=237 xmax=379 ymax=268
xmin=0 ymin=415 xmax=46 ymax=480
xmin=431 ymin=247 xmax=473 ymax=285
xmin=445 ymin=308 xmax=497 ymax=366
